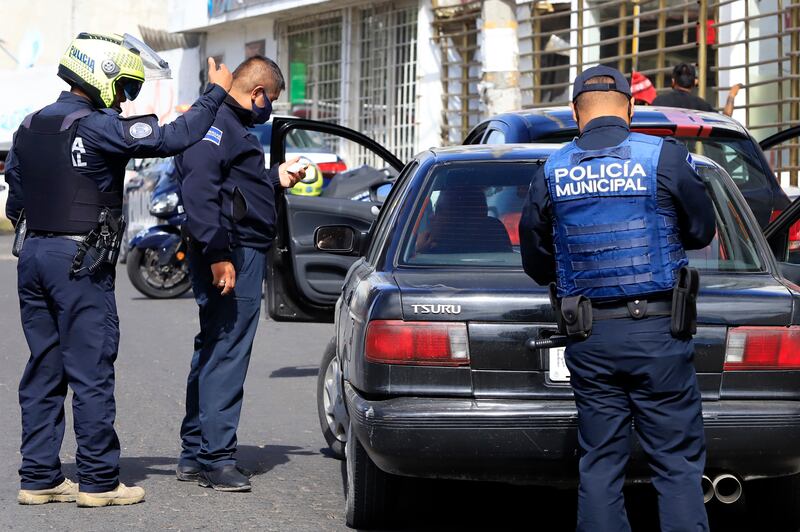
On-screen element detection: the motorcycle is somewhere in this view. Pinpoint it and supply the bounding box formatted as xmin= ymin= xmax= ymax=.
xmin=126 ymin=165 xmax=192 ymax=299
xmin=125 ymin=160 xmax=394 ymax=300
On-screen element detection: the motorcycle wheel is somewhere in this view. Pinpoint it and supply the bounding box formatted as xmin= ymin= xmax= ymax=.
xmin=126 ymin=246 xmax=192 ymax=299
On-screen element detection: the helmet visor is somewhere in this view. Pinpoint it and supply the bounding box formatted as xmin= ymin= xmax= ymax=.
xmin=122 ymin=33 xmax=171 ymax=80
xmin=118 ymin=77 xmax=143 ymax=101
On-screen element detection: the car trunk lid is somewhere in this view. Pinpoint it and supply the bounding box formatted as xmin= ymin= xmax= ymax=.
xmin=394 ymin=270 xmax=794 ymax=400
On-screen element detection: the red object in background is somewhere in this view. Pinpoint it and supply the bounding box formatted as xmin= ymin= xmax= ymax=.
xmin=770 ymin=209 xmax=800 ymax=251
xmin=631 ymin=72 xmax=657 ymax=104
xmin=697 ymin=20 xmax=717 ymax=45
xmin=500 ymin=212 xmax=522 ymax=245
xmin=317 ymin=160 xmax=348 ymax=179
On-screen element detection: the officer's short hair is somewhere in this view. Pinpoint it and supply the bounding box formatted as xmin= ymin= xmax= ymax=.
xmin=574 ymin=76 xmax=630 ymax=113
xmin=232 ymin=56 xmax=286 ymax=94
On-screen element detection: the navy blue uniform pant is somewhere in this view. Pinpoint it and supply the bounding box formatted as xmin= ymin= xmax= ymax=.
xmin=180 ymin=246 xmax=265 ymax=470
xmin=565 ymin=316 xmax=708 ymax=532
xmin=17 ymin=236 xmax=120 ymax=493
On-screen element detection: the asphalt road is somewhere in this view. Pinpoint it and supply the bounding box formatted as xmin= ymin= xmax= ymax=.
xmin=0 ymin=235 xmax=779 ymax=531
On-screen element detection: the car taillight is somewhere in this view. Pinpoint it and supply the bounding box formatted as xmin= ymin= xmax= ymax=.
xmin=770 ymin=210 xmax=800 ymax=251
xmin=365 ymin=320 xmax=470 ymax=366
xmin=317 ymin=161 xmax=348 ymax=178
xmin=724 ymin=326 xmax=800 ymax=370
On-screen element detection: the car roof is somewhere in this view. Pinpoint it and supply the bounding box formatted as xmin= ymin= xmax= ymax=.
xmin=423 ymin=143 xmax=718 ymax=168
xmin=423 ymin=143 xmax=562 ymax=161
xmin=487 ymin=106 xmax=750 ymax=141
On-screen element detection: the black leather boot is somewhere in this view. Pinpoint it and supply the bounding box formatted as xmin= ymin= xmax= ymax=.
xmin=198 ymin=464 xmax=251 ymax=492
xmin=176 ymin=461 xmax=202 ymax=482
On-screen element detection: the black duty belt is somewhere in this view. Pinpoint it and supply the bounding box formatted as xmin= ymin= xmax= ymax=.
xmin=591 ymin=298 xmax=672 ymax=320
xmin=28 ymin=231 xmax=86 ymax=242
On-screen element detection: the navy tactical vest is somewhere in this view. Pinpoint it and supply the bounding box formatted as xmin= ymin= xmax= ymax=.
xmin=14 ymin=109 xmax=121 ymax=233
xmin=543 ymin=132 xmax=687 ymax=299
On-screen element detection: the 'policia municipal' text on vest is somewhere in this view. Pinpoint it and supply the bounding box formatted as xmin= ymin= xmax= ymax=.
xmin=543 ymin=132 xmax=687 ymax=299
xmin=14 ymin=110 xmax=121 ymax=233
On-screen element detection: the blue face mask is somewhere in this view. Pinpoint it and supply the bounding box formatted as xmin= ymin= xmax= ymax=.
xmin=252 ymin=91 xmax=272 ymax=124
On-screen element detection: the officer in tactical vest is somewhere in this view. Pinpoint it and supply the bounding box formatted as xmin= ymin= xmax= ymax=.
xmin=5 ymin=32 xmax=233 ymax=507
xmin=519 ymin=65 xmax=716 ymax=531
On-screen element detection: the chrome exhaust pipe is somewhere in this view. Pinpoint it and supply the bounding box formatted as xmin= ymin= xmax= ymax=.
xmin=701 ymin=475 xmax=714 ymax=504
xmin=713 ymin=473 xmax=743 ymax=504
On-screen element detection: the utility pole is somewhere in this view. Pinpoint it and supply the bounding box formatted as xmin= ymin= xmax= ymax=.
xmin=480 ymin=0 xmax=521 ymax=116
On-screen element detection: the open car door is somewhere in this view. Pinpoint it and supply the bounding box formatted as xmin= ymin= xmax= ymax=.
xmin=760 ymin=125 xmax=800 ymax=152
xmin=267 ymin=118 xmax=404 ymax=322
xmin=761 ymin=126 xmax=800 ymax=276
xmin=765 ymin=194 xmax=800 ymax=284
xmin=760 ymin=125 xmax=800 ymax=196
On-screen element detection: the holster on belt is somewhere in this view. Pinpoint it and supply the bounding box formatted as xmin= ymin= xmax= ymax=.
xmin=70 ymin=208 xmax=126 ymax=275
xmin=671 ymin=266 xmax=699 ymax=339
xmin=549 ymin=283 xmax=593 ymax=341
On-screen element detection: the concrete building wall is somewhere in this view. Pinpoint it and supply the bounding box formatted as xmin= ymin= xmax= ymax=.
xmin=0 ymin=0 xmax=169 ymax=70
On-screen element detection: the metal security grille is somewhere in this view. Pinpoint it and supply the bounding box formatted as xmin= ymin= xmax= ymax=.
xmin=283 ymin=12 xmax=343 ymax=123
xmin=356 ymin=2 xmax=419 ymax=165
xmin=518 ymin=0 xmax=701 ymax=108
xmin=517 ymin=0 xmax=800 ymax=185
xmin=711 ymin=0 xmax=800 ymax=186
xmin=432 ymin=0 xmax=482 ymax=145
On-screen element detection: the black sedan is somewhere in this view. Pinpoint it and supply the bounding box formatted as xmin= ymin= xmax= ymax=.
xmin=264 ymin=137 xmax=800 ymax=529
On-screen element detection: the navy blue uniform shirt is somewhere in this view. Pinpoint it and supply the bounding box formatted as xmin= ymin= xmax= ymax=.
xmin=175 ymin=97 xmax=281 ymax=262
xmin=4 ymin=84 xmax=229 ymax=225
xmin=519 ymin=116 xmax=716 ymax=286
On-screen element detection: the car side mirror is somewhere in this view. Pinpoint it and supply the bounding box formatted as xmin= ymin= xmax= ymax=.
xmin=315 ymin=225 xmax=367 ymax=256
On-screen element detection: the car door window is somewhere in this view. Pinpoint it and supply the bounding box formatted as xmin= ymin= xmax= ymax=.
xmin=273 ymin=123 xmax=401 ymax=201
xmin=761 ymin=126 xmax=800 ymax=190
xmin=400 ymin=161 xmax=537 ymax=267
xmin=463 ymin=123 xmax=488 ymax=145
xmin=483 ymin=129 xmax=506 ymax=145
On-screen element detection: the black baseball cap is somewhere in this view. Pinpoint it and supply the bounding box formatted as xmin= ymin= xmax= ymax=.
xmin=572 ymin=65 xmax=632 ymax=102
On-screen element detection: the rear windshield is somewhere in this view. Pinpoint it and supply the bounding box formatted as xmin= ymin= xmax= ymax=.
xmin=399 ymin=161 xmax=765 ymax=272
xmin=401 ymin=162 xmax=536 ymax=266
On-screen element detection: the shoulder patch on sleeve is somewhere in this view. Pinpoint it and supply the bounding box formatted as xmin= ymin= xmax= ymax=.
xmin=686 ymin=152 xmax=697 ymax=172
xmin=118 ymin=114 xmax=159 ymax=144
xmin=203 ymin=126 xmax=223 ymax=146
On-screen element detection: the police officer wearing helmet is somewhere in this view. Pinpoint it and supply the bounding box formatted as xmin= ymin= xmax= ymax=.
xmin=174 ymin=55 xmax=304 ymax=492
xmin=519 ymin=65 xmax=716 ymax=531
xmin=5 ymin=32 xmax=233 ymax=507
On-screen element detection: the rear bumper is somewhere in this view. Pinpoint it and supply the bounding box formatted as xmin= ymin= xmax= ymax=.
xmin=346 ymin=383 xmax=800 ymax=485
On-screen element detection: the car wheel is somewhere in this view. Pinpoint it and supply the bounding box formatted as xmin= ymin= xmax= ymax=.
xmin=316 ymin=338 xmax=348 ymax=459
xmin=345 ymin=420 xmax=393 ymax=529
xmin=746 ymin=473 xmax=800 ymax=529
